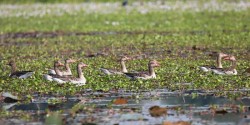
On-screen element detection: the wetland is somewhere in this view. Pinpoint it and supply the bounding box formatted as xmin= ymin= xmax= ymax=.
xmin=0 ymin=0 xmax=250 ymax=124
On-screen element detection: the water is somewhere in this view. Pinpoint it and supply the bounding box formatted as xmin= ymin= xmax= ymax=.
xmin=1 ymin=89 xmax=250 ymax=125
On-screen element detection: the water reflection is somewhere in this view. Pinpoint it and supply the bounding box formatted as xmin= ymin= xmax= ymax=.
xmin=1 ymin=89 xmax=250 ymax=125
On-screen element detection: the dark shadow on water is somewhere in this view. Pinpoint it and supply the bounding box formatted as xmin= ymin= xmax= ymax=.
xmin=1 ymin=29 xmax=249 ymax=39
xmin=9 ymin=101 xmax=79 ymax=111
xmin=2 ymin=89 xmax=250 ymax=124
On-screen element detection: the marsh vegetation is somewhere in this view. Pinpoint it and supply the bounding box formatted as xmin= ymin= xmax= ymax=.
xmin=0 ymin=0 xmax=250 ymax=124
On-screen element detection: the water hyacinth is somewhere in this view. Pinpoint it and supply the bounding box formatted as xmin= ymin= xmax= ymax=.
xmin=0 ymin=0 xmax=250 ymax=124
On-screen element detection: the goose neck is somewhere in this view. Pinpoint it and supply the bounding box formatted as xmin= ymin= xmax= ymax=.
xmin=120 ymin=61 xmax=128 ymax=73
xmin=216 ymin=56 xmax=223 ymax=68
xmin=54 ymin=64 xmax=62 ymax=76
xmin=77 ymin=66 xmax=84 ymax=79
xmin=11 ymin=63 xmax=17 ymax=73
xmin=229 ymin=60 xmax=237 ymax=71
xmin=148 ymin=64 xmax=156 ymax=77
xmin=65 ymin=61 xmax=71 ymax=73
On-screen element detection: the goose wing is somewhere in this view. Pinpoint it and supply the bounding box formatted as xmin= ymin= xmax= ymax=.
xmin=224 ymin=69 xmax=237 ymax=75
xmin=48 ymin=69 xmax=73 ymax=76
xmin=69 ymin=78 xmax=86 ymax=86
xmin=211 ymin=68 xmax=225 ymax=75
xmin=43 ymin=74 xmax=73 ymax=81
xmin=52 ymin=77 xmax=70 ymax=84
xmin=61 ymin=71 xmax=73 ymax=76
xmin=124 ymin=72 xmax=149 ymax=79
xmin=199 ymin=65 xmax=216 ymax=72
xmin=212 ymin=68 xmax=237 ymax=75
xmin=10 ymin=71 xmax=34 ymax=79
xmin=100 ymin=68 xmax=122 ymax=75
xmin=48 ymin=69 xmax=56 ymax=75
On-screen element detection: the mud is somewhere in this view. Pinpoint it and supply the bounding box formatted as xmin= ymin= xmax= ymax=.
xmin=0 ymin=29 xmax=249 ymax=39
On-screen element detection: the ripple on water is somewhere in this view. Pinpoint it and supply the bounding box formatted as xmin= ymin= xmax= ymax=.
xmin=2 ymin=89 xmax=250 ymax=125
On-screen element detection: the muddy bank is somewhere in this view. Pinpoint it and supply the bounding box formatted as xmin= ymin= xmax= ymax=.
xmin=0 ymin=29 xmax=249 ymax=39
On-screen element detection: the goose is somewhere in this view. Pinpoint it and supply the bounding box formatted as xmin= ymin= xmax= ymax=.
xmin=0 ymin=92 xmax=19 ymax=110
xmin=52 ymin=62 xmax=88 ymax=86
xmin=100 ymin=56 xmax=131 ymax=75
xmin=7 ymin=60 xmax=34 ymax=79
xmin=43 ymin=60 xmax=65 ymax=81
xmin=212 ymin=55 xmax=237 ymax=75
xmin=124 ymin=60 xmax=160 ymax=80
xmin=48 ymin=58 xmax=76 ymax=76
xmin=1 ymin=92 xmax=21 ymax=103
xmin=200 ymin=52 xmax=229 ymax=72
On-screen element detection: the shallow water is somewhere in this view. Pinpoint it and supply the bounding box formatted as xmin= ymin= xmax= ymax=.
xmin=2 ymin=89 xmax=250 ymax=125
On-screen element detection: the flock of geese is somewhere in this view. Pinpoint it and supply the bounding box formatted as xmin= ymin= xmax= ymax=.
xmin=5 ymin=52 xmax=248 ymax=86
xmin=199 ymin=52 xmax=238 ymax=75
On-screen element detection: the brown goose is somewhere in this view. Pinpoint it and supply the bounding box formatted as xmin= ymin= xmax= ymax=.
xmin=212 ymin=55 xmax=237 ymax=75
xmin=7 ymin=60 xmax=34 ymax=79
xmin=100 ymin=56 xmax=131 ymax=75
xmin=52 ymin=62 xmax=88 ymax=86
xmin=199 ymin=52 xmax=229 ymax=72
xmin=48 ymin=58 xmax=76 ymax=76
xmin=124 ymin=60 xmax=160 ymax=80
xmin=43 ymin=60 xmax=65 ymax=81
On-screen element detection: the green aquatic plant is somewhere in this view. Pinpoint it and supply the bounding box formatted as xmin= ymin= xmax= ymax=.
xmin=0 ymin=1 xmax=249 ymax=98
xmin=45 ymin=111 xmax=63 ymax=125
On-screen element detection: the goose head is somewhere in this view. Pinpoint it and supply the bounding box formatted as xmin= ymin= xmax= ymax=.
xmin=55 ymin=60 xmax=64 ymax=67
xmin=78 ymin=62 xmax=88 ymax=68
xmin=209 ymin=52 xmax=228 ymax=58
xmin=218 ymin=52 xmax=229 ymax=59
xmin=65 ymin=58 xmax=76 ymax=63
xmin=222 ymin=55 xmax=237 ymax=75
xmin=149 ymin=60 xmax=160 ymax=67
xmin=223 ymin=55 xmax=236 ymax=61
xmin=7 ymin=60 xmax=15 ymax=67
xmin=120 ymin=56 xmax=131 ymax=62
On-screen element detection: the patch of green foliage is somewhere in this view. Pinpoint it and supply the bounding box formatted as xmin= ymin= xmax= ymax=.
xmin=0 ymin=3 xmax=250 ymax=98
xmin=0 ymin=0 xmax=119 ymax=4
xmin=0 ymin=0 xmax=244 ymax=4
xmin=1 ymin=11 xmax=249 ymax=33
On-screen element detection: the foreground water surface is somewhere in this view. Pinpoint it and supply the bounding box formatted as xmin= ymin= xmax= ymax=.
xmin=1 ymin=89 xmax=250 ymax=125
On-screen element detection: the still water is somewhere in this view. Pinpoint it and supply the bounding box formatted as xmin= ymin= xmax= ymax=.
xmin=2 ymin=89 xmax=250 ymax=125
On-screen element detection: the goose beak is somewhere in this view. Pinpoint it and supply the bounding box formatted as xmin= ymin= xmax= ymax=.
xmin=58 ymin=62 xmax=65 ymax=66
xmin=223 ymin=55 xmax=236 ymax=61
xmin=119 ymin=56 xmax=132 ymax=61
xmin=59 ymin=64 xmax=65 ymax=66
xmin=220 ymin=53 xmax=228 ymax=57
xmin=83 ymin=64 xmax=88 ymax=67
xmin=71 ymin=59 xmax=76 ymax=63
xmin=223 ymin=56 xmax=230 ymax=60
xmin=125 ymin=57 xmax=132 ymax=60
xmin=154 ymin=61 xmax=160 ymax=67
xmin=156 ymin=62 xmax=160 ymax=67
